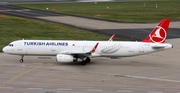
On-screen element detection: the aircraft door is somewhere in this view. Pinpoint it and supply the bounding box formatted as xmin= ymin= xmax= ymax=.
xmin=17 ymin=41 xmax=26 ymax=54
xmin=18 ymin=42 xmax=23 ymax=51
xmin=139 ymin=43 xmax=144 ymax=53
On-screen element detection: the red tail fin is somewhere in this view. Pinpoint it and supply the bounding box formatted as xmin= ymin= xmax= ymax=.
xmin=142 ymin=19 xmax=170 ymax=43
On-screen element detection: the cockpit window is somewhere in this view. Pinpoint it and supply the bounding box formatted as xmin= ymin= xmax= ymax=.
xmin=8 ymin=44 xmax=14 ymax=47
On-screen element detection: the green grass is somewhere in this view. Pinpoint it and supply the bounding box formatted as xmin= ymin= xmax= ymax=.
xmin=0 ymin=15 xmax=120 ymax=51
xmin=14 ymin=0 xmax=180 ymax=22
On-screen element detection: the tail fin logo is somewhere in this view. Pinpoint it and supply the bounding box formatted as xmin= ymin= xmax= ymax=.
xmin=142 ymin=19 xmax=170 ymax=43
xmin=150 ymin=26 xmax=167 ymax=43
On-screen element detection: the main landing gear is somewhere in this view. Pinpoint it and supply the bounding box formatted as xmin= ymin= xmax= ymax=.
xmin=19 ymin=55 xmax=24 ymax=63
xmin=81 ymin=57 xmax=91 ymax=65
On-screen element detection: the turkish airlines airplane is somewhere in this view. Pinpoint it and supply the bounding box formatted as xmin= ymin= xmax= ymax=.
xmin=2 ymin=19 xmax=173 ymax=65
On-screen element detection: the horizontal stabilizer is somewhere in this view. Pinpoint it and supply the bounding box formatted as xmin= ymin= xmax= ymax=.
xmin=152 ymin=44 xmax=168 ymax=49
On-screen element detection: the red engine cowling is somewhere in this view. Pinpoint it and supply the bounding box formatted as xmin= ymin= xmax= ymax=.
xmin=56 ymin=54 xmax=74 ymax=63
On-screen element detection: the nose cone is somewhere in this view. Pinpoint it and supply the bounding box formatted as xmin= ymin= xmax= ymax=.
xmin=2 ymin=47 xmax=7 ymax=53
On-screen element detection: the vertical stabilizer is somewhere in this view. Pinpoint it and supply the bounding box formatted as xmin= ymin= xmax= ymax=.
xmin=142 ymin=19 xmax=170 ymax=43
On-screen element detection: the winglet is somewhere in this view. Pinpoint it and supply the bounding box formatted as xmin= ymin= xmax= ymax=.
xmin=91 ymin=43 xmax=99 ymax=53
xmin=142 ymin=19 xmax=170 ymax=43
xmin=108 ymin=34 xmax=116 ymax=41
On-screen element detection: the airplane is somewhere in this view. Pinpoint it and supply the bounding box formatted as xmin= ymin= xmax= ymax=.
xmin=2 ymin=19 xmax=173 ymax=65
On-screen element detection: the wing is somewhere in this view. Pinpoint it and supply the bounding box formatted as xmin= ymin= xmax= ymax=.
xmin=58 ymin=43 xmax=99 ymax=56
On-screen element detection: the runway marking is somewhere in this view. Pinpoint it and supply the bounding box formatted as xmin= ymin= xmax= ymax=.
xmin=87 ymin=89 xmax=102 ymax=92
xmin=0 ymin=87 xmax=14 ymax=89
xmin=117 ymin=90 xmax=132 ymax=92
xmin=47 ymin=63 xmax=57 ymax=65
xmin=81 ymin=71 xmax=180 ymax=83
xmin=33 ymin=62 xmax=57 ymax=65
xmin=114 ymin=74 xmax=180 ymax=83
xmin=0 ymin=64 xmax=43 ymax=87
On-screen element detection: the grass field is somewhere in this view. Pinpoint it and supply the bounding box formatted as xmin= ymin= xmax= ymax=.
xmin=0 ymin=16 xmax=118 ymax=51
xmin=14 ymin=0 xmax=180 ymax=22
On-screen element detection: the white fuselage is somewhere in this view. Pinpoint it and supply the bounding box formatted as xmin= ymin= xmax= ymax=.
xmin=2 ymin=40 xmax=172 ymax=57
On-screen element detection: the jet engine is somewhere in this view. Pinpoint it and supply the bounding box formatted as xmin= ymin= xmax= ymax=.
xmin=56 ymin=54 xmax=74 ymax=63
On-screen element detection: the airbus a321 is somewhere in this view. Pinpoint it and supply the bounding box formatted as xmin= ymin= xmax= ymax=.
xmin=2 ymin=19 xmax=173 ymax=65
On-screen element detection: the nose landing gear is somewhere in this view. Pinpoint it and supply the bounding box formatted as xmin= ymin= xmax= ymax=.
xmin=19 ymin=55 xmax=24 ymax=63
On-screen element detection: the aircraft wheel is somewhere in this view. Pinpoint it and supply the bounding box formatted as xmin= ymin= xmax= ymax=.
xmin=73 ymin=58 xmax=78 ymax=62
xmin=85 ymin=57 xmax=91 ymax=63
xmin=81 ymin=61 xmax=86 ymax=65
xmin=19 ymin=59 xmax=23 ymax=63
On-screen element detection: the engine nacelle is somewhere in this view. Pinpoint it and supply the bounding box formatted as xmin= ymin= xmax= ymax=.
xmin=56 ymin=54 xmax=74 ymax=63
